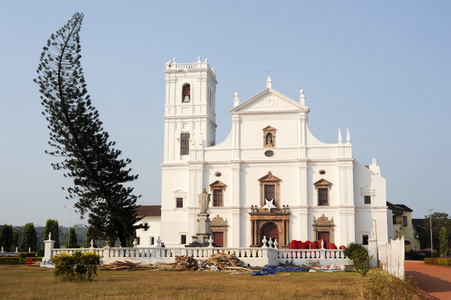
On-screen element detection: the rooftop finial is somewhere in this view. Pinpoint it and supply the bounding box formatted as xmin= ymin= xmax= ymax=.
xmin=338 ymin=128 xmax=343 ymax=144
xmin=346 ymin=128 xmax=351 ymax=143
xmin=266 ymin=70 xmax=272 ymax=89
xmin=300 ymin=89 xmax=305 ymax=105
xmin=197 ymin=57 xmax=201 ymax=62
xmin=234 ymin=92 xmax=240 ymax=107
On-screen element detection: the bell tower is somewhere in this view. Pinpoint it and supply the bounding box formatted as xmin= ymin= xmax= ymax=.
xmin=163 ymin=57 xmax=218 ymax=162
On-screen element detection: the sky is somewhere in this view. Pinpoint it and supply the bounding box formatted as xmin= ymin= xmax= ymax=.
xmin=0 ymin=1 xmax=450 ymax=227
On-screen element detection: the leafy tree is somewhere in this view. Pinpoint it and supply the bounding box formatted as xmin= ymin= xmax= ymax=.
xmin=343 ymin=243 xmax=371 ymax=277
xmin=439 ymin=227 xmax=449 ymax=256
xmin=0 ymin=225 xmax=14 ymax=251
xmin=424 ymin=212 xmax=451 ymax=251
xmin=84 ymin=226 xmax=97 ymax=248
xmin=66 ymin=227 xmax=79 ymax=248
xmin=44 ymin=219 xmax=60 ymax=248
xmin=11 ymin=230 xmax=19 ymax=252
xmin=21 ymin=223 xmax=37 ymax=252
xmin=34 ymin=12 xmax=141 ymax=246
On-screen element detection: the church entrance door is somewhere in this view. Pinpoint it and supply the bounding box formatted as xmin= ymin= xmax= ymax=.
xmin=213 ymin=232 xmax=224 ymax=247
xmin=262 ymin=222 xmax=278 ymax=247
xmin=318 ymin=231 xmax=330 ymax=248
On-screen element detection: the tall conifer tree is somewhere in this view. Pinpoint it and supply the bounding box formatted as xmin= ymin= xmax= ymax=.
xmin=0 ymin=225 xmax=14 ymax=252
xmin=21 ymin=223 xmax=37 ymax=252
xmin=34 ymin=12 xmax=141 ymax=246
xmin=44 ymin=219 xmax=60 ymax=248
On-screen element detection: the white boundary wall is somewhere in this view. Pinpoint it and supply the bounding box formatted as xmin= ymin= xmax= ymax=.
xmin=42 ymin=238 xmax=350 ymax=267
xmin=378 ymin=236 xmax=405 ymax=280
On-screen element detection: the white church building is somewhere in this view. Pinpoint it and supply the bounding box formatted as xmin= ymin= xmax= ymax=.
xmin=136 ymin=58 xmax=389 ymax=249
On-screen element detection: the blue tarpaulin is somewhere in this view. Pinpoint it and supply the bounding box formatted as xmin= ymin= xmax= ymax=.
xmin=252 ymin=265 xmax=310 ymax=276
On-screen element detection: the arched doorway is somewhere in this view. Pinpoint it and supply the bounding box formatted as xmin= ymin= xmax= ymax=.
xmin=261 ymin=222 xmax=278 ymax=247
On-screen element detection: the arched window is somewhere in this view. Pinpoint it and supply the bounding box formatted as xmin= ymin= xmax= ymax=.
xmin=182 ymin=84 xmax=191 ymax=103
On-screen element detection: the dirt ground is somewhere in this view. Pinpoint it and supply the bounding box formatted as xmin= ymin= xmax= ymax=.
xmin=405 ymin=261 xmax=451 ymax=300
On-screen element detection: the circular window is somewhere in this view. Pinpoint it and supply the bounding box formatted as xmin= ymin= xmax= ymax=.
xmin=264 ymin=150 xmax=274 ymax=157
xmin=319 ymin=170 xmax=326 ymax=175
xmin=215 ymin=172 xmax=222 ymax=177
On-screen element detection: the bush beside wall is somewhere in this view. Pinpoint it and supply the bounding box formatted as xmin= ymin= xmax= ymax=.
xmin=424 ymin=257 xmax=451 ymax=266
xmin=0 ymin=257 xmax=43 ymax=265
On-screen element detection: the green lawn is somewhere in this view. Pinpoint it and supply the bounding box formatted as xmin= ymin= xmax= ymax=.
xmin=0 ymin=265 xmax=367 ymax=299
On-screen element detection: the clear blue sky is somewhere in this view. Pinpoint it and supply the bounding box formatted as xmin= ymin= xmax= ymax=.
xmin=1 ymin=1 xmax=450 ymax=227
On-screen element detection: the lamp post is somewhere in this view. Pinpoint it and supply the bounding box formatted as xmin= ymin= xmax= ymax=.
xmin=428 ymin=208 xmax=433 ymax=254
xmin=64 ymin=206 xmax=74 ymax=247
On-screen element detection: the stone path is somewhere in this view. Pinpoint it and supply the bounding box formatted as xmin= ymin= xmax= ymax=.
xmin=405 ymin=261 xmax=451 ymax=300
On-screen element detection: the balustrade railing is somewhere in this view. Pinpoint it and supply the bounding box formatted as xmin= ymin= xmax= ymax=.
xmin=44 ymin=236 xmax=348 ymax=266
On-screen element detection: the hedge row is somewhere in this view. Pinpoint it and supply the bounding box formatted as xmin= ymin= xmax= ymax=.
xmin=424 ymin=257 xmax=451 ymax=267
xmin=0 ymin=257 xmax=43 ymax=265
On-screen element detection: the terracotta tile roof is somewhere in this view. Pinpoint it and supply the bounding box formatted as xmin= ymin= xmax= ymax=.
xmin=136 ymin=205 xmax=161 ymax=218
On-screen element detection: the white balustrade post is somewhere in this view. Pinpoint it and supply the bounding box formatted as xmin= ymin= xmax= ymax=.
xmin=103 ymin=245 xmax=111 ymax=259
xmin=43 ymin=236 xmax=55 ymax=261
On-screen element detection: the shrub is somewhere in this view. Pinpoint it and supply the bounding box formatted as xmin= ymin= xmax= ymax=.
xmin=343 ymin=243 xmax=371 ymax=277
xmin=424 ymin=257 xmax=451 ymax=266
xmin=52 ymin=251 xmax=100 ymax=281
xmin=0 ymin=257 xmax=43 ymax=265
xmin=18 ymin=252 xmax=36 ymax=258
xmin=363 ymin=269 xmax=427 ymax=299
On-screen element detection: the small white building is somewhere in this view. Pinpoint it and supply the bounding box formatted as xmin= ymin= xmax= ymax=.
xmin=135 ymin=205 xmax=161 ymax=247
xmin=137 ymin=58 xmax=389 ymax=249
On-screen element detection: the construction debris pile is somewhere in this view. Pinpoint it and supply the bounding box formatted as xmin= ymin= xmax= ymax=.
xmin=174 ymin=255 xmax=198 ymax=270
xmin=100 ymin=253 xmax=248 ymax=272
xmin=99 ymin=260 xmax=153 ymax=271
xmin=203 ymin=253 xmax=245 ymax=269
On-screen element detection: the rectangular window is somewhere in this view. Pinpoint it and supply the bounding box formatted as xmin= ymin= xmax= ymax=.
xmin=150 ymin=237 xmax=155 ymax=245
xmin=213 ymin=189 xmax=223 ymax=207
xmin=180 ymin=133 xmax=190 ymax=155
xmin=362 ymin=235 xmax=369 ymax=245
xmin=364 ymin=195 xmax=371 ymax=205
xmin=176 ymin=197 xmax=183 ymax=208
xmin=318 ymin=188 xmax=328 ymax=206
xmin=264 ymin=184 xmax=275 ymax=200
xmin=393 ymin=215 xmax=397 ymax=224
xmin=136 ymin=237 xmax=140 ymax=245
xmin=403 ymin=216 xmax=408 ymax=226
xmin=181 ymin=234 xmax=187 ymax=245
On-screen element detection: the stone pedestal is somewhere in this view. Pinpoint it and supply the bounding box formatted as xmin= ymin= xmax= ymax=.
xmin=197 ymin=213 xmax=210 ymax=234
xmin=187 ymin=213 xmax=211 ymax=247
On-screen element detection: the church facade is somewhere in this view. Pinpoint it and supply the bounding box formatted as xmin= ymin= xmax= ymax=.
xmin=143 ymin=58 xmax=388 ymax=249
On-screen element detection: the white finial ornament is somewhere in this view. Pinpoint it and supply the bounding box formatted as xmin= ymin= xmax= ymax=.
xmin=338 ymin=128 xmax=343 ymax=144
xmin=266 ymin=70 xmax=273 ymax=89
xmin=197 ymin=57 xmax=201 ymax=62
xmin=234 ymin=92 xmax=240 ymax=107
xmin=299 ymin=89 xmax=305 ymax=105
xmin=346 ymin=128 xmax=351 ymax=143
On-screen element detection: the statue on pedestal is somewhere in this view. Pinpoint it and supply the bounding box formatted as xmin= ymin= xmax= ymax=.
xmin=198 ymin=188 xmax=210 ymax=214
xmin=187 ymin=188 xmax=212 ymax=247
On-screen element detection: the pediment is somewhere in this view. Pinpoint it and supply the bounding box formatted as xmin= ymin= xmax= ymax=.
xmin=230 ymin=88 xmax=308 ymax=114
xmin=258 ymin=171 xmax=281 ymax=182
xmin=209 ymin=180 xmax=227 ymax=189
xmin=313 ymin=178 xmax=333 ymax=188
